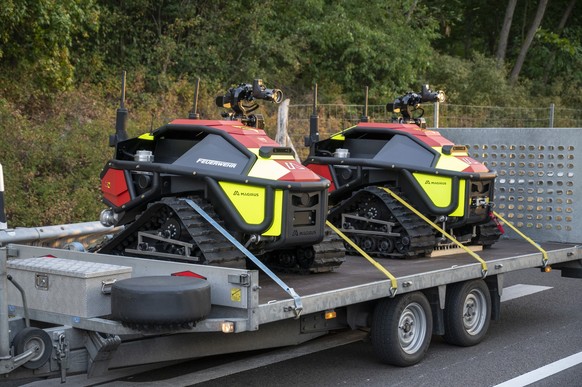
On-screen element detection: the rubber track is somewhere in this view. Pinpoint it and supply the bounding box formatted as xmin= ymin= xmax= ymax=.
xmin=260 ymin=227 xmax=346 ymax=273
xmin=472 ymin=218 xmax=503 ymax=247
xmin=311 ymin=228 xmax=347 ymax=272
xmin=97 ymin=197 xmax=344 ymax=273
xmin=97 ymin=197 xmax=246 ymax=268
xmin=328 ymin=186 xmax=435 ymax=258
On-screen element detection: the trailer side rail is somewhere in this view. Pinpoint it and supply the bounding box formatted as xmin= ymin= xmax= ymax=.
xmin=256 ymin=244 xmax=581 ymax=324
xmin=4 ymin=242 xmax=581 ymax=333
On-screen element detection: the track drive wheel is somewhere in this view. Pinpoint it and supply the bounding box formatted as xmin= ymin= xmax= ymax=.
xmin=371 ymin=292 xmax=433 ymax=366
xmin=443 ymin=279 xmax=491 ymax=346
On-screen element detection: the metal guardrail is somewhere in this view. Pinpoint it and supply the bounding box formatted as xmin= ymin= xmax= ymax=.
xmin=284 ymin=103 xmax=582 ymax=130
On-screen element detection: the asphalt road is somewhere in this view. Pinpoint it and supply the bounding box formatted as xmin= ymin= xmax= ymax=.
xmin=67 ymin=266 xmax=581 ymax=387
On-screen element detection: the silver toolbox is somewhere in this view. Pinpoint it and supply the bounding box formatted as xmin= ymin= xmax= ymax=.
xmin=7 ymin=257 xmax=132 ymax=318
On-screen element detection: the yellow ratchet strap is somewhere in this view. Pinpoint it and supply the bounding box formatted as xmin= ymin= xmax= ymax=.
xmin=326 ymin=220 xmax=398 ymax=297
xmin=380 ymin=187 xmax=489 ymax=277
xmin=493 ymin=211 xmax=549 ymax=268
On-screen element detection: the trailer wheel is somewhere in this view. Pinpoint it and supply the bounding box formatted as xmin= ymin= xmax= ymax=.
xmin=371 ymin=292 xmax=433 ymax=366
xmin=443 ymin=279 xmax=491 ymax=346
xmin=111 ymin=276 xmax=211 ymax=325
xmin=12 ymin=327 xmax=52 ymax=369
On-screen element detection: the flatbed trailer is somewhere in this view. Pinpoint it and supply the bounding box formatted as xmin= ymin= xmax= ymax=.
xmin=1 ymin=126 xmax=581 ymax=382
xmin=1 ymin=236 xmax=581 ymax=383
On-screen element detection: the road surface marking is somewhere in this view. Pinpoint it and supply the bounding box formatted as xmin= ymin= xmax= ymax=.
xmin=500 ymin=284 xmax=552 ymax=302
xmin=494 ymin=351 xmax=582 ymax=387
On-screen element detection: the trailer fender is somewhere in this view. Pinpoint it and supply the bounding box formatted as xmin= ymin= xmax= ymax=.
xmin=424 ymin=286 xmax=446 ymax=336
xmin=485 ymin=274 xmax=502 ymax=321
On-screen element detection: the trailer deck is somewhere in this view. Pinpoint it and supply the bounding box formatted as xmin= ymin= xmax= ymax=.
xmin=260 ymin=240 xmax=575 ymax=301
xmin=255 ymin=240 xmax=580 ymax=322
xmin=4 ymin=239 xmax=580 ymax=331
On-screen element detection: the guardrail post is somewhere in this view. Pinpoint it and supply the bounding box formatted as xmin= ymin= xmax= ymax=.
xmin=0 ymin=247 xmax=10 ymax=359
xmin=549 ymin=103 xmax=555 ymax=128
xmin=0 ymin=164 xmax=7 ymax=230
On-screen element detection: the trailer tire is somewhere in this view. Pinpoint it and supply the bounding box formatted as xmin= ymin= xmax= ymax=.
xmin=443 ymin=279 xmax=491 ymax=346
xmin=12 ymin=327 xmax=52 ymax=369
xmin=371 ymin=292 xmax=432 ymax=366
xmin=111 ymin=276 xmax=211 ymax=325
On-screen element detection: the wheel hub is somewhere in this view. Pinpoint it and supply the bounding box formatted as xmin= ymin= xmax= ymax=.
xmin=398 ymin=303 xmax=427 ymax=354
xmin=463 ymin=291 xmax=486 ymax=335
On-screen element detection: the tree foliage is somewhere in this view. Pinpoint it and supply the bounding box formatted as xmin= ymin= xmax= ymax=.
xmin=0 ymin=0 xmax=580 ymax=226
xmin=78 ymin=0 xmax=440 ymax=100
xmin=0 ymin=0 xmax=99 ymax=100
xmin=1 ymin=0 xmax=580 ymax=102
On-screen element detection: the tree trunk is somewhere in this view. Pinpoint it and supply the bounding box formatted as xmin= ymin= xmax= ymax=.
xmin=557 ymin=0 xmax=576 ymax=32
xmin=509 ymin=0 xmax=549 ymax=84
xmin=463 ymin=3 xmax=474 ymax=59
xmin=542 ymin=0 xmax=577 ymax=84
xmin=405 ymin=0 xmax=419 ymax=22
xmin=496 ymin=0 xmax=518 ymax=66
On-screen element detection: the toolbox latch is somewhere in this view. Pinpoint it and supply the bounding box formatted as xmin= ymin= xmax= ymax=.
xmin=228 ymin=274 xmax=250 ymax=287
xmin=101 ymin=279 xmax=117 ymax=294
xmin=35 ymin=273 xmax=49 ymax=290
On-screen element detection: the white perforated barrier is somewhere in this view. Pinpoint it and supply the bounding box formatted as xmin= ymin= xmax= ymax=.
xmin=439 ymin=128 xmax=580 ymax=243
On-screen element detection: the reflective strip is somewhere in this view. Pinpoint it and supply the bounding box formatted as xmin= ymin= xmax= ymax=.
xmin=380 ymin=186 xmax=489 ymax=276
xmin=329 ymin=125 xmax=357 ymax=140
xmin=493 ymin=211 xmax=549 ymax=267
xmin=326 ymin=221 xmax=398 ymax=295
xmin=247 ymin=156 xmax=292 ymax=180
xmin=434 ymin=149 xmax=471 ymax=171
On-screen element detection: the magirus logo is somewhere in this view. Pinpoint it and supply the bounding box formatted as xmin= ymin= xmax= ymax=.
xmin=424 ymin=180 xmax=447 ymax=185
xmin=233 ymin=190 xmax=259 ymax=197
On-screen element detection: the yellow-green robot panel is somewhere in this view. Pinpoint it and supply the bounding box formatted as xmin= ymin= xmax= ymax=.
xmin=218 ymin=181 xmax=283 ymax=236
xmin=413 ymin=173 xmax=466 ymax=217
